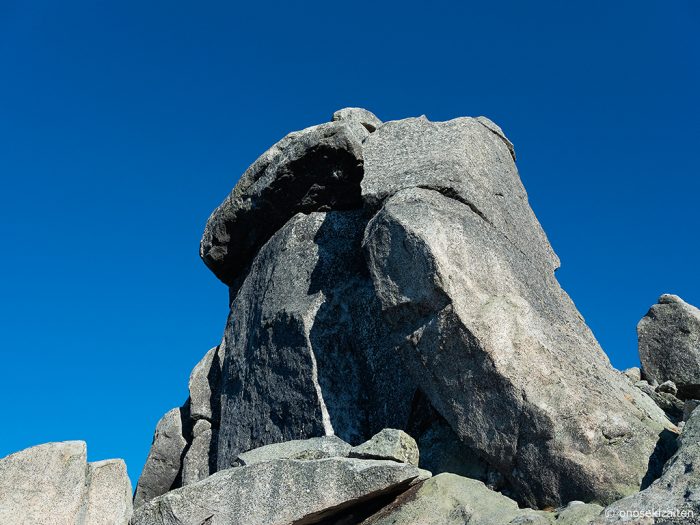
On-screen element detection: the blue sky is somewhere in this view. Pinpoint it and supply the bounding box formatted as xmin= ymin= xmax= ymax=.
xmin=1 ymin=1 xmax=698 ymax=487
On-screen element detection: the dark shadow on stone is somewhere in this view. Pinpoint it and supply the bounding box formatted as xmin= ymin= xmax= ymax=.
xmin=205 ymin=138 xmax=365 ymax=287
xmin=307 ymin=210 xmax=416 ymax=445
xmin=172 ymin=398 xmax=194 ymax=490
xmin=641 ymin=429 xmax=679 ymax=490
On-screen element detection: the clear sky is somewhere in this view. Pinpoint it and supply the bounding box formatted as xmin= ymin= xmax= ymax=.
xmin=1 ymin=1 xmax=698 ymax=488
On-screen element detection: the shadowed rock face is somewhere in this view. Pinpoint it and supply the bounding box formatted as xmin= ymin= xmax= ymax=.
xmin=638 ymin=294 xmax=700 ymax=399
xmin=133 ymin=108 xmax=676 ymax=509
xmin=200 ymin=121 xmax=365 ymax=288
xmin=0 ymin=441 xmax=132 ymax=525
xmin=215 ymin=209 xmax=416 ymax=469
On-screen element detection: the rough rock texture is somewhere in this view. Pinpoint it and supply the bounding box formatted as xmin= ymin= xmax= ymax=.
xmin=216 ymin=209 xmax=415 ymax=468
xmin=181 ymin=420 xmax=216 ymax=486
xmin=0 ymin=441 xmax=131 ymax=525
xmin=236 ymin=435 xmax=351 ymax=466
xmin=635 ymin=380 xmax=684 ymax=423
xmin=638 ymin=294 xmax=700 ymax=399
xmin=83 ymin=459 xmax=133 ymax=525
xmin=595 ymin=407 xmax=700 ymax=523
xmin=181 ymin=110 xmax=676 ymax=509
xmin=361 ymin=473 xmax=556 ymax=524
xmin=133 ymin=407 xmax=188 ymax=508
xmin=350 ymin=428 xmax=420 ymax=466
xmin=189 ymin=345 xmax=223 ymax=421
xmin=555 ymin=501 xmax=605 ymax=525
xmin=333 ymin=107 xmax=383 ymax=133
xmin=130 ymin=457 xmax=429 ymax=525
xmin=200 ymin=121 xmax=365 ymax=286
xmin=360 ymin=116 xmax=557 ymax=273
xmin=363 ymin=185 xmax=673 ymax=507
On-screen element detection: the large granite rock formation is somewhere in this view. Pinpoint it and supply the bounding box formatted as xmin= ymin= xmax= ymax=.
xmin=135 ymin=108 xmax=676 ymax=510
xmin=638 ymin=294 xmax=700 ymax=399
xmin=4 ymin=108 xmax=696 ymax=522
xmin=0 ymin=441 xmax=132 ymax=525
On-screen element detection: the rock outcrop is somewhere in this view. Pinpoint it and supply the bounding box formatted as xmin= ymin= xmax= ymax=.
xmin=638 ymin=294 xmax=700 ymax=399
xmin=595 ymin=406 xmax=700 ymax=523
xmin=4 ymin=108 xmax=697 ymax=523
xmin=151 ymin=108 xmax=677 ymax=509
xmin=131 ymin=452 xmax=430 ymax=525
xmin=0 ymin=441 xmax=132 ymax=525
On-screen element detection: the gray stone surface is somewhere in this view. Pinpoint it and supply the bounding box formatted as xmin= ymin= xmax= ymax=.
xmin=360 ymin=115 xmax=558 ymax=273
xmin=333 ymin=107 xmax=383 ymax=132
xmin=554 ymin=501 xmax=604 ymax=525
xmin=638 ymin=294 xmax=700 ymax=399
xmin=216 ymin=209 xmax=415 ymax=469
xmin=83 ymin=459 xmax=133 ymax=525
xmin=623 ymin=367 xmax=642 ymax=383
xmin=200 ymin=121 xmax=365 ymax=286
xmin=182 ymin=420 xmax=216 ymax=486
xmin=130 ymin=457 xmax=429 ymax=525
xmin=657 ymin=380 xmax=678 ymax=396
xmin=361 ymin=473 xmax=553 ymax=525
xmin=133 ymin=407 xmax=188 ymax=508
xmin=363 ymin=186 xmax=673 ymax=507
xmin=635 ymin=380 xmax=684 ymax=422
xmin=595 ymin=407 xmax=700 ymax=523
xmin=350 ymin=428 xmax=419 ymax=466
xmin=0 ymin=441 xmax=131 ymax=525
xmin=188 ymin=345 xmax=223 ymax=421
xmin=684 ymin=399 xmax=700 ymax=421
xmin=236 ymin=435 xmax=351 ymax=466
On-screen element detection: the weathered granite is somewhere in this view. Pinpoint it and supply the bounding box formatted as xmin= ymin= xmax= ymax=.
xmin=363 ymin=186 xmax=673 ymax=507
xmin=350 ymin=428 xmax=419 ymax=466
xmin=0 ymin=441 xmax=131 ymax=525
xmin=131 ymin=458 xmax=430 ymax=525
xmin=638 ymin=294 xmax=700 ymax=399
xmin=236 ymin=435 xmax=351 ymax=466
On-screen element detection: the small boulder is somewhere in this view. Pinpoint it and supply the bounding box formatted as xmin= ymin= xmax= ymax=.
xmin=350 ymin=428 xmax=419 ymax=466
xmin=332 ymin=107 xmax=382 ymax=132
xmin=622 ymin=367 xmax=641 ymax=383
xmin=638 ymin=294 xmax=700 ymax=399
xmin=657 ymin=380 xmax=678 ymax=396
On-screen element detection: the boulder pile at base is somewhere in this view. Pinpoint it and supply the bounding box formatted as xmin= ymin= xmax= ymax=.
xmin=2 ymin=109 xmax=699 ymax=524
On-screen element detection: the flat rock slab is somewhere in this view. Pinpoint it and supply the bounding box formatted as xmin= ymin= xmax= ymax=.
xmin=638 ymin=294 xmax=700 ymax=399
xmin=0 ymin=441 xmax=131 ymax=525
xmin=130 ymin=457 xmax=430 ymax=525
xmin=236 ymin=435 xmax=351 ymax=466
